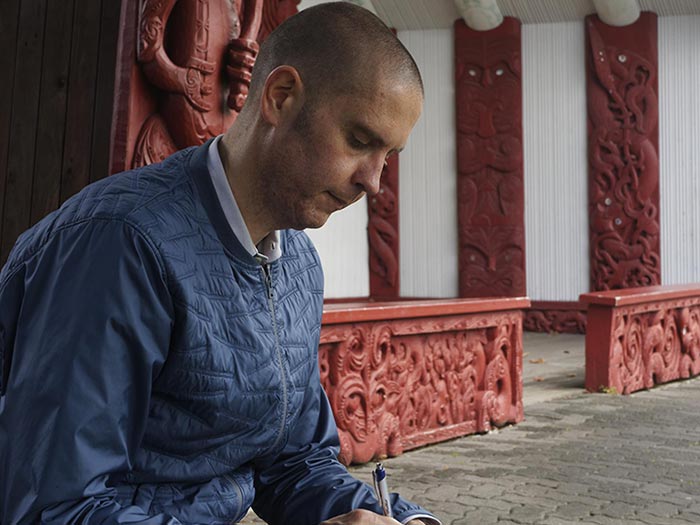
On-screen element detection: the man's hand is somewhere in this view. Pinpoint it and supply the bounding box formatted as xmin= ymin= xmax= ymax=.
xmin=320 ymin=510 xmax=430 ymax=524
xmin=319 ymin=509 xmax=401 ymax=524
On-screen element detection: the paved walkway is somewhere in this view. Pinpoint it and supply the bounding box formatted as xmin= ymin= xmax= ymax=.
xmin=243 ymin=333 xmax=700 ymax=524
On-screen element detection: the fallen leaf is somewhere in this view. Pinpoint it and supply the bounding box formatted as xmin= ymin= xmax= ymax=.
xmin=567 ymin=373 xmax=576 ymax=378
xmin=534 ymin=377 xmax=544 ymax=382
xmin=529 ymin=358 xmax=545 ymax=364
xmin=523 ymin=352 xmax=530 ymax=357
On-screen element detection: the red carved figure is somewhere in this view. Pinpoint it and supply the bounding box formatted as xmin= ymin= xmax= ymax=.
xmin=368 ymin=156 xmax=400 ymax=298
xmin=586 ymin=13 xmax=660 ymax=291
xmin=132 ymin=0 xmax=263 ymax=167
xmin=454 ymin=17 xmax=525 ymax=298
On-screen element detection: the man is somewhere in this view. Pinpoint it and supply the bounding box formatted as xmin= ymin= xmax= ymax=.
xmin=0 ymin=3 xmax=436 ymax=524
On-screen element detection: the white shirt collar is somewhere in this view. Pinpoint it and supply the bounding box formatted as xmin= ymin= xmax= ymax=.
xmin=207 ymin=136 xmax=282 ymax=264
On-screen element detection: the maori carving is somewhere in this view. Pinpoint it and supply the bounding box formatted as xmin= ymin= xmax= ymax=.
xmin=607 ymin=303 xmax=700 ymax=394
xmin=586 ymin=13 xmax=660 ymax=291
xmin=368 ymin=155 xmax=399 ymax=298
xmin=524 ymin=302 xmax=587 ymax=334
xmin=133 ymin=0 xmax=263 ymax=167
xmin=319 ymin=310 xmax=524 ymax=465
xmin=258 ymin=0 xmax=300 ymax=42
xmin=454 ymin=17 xmax=525 ymax=298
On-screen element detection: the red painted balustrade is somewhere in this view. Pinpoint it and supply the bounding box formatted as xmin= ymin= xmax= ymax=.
xmin=319 ymin=297 xmax=529 ymax=465
xmin=580 ymin=284 xmax=700 ymax=394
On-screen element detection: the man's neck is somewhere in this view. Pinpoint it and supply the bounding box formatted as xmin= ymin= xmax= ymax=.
xmin=217 ymin=133 xmax=271 ymax=245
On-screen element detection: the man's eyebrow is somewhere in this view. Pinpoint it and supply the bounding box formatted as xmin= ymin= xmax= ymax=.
xmin=352 ymin=122 xmax=405 ymax=154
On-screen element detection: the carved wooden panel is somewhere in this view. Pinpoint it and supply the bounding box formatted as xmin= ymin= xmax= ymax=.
xmin=581 ymin=287 xmax=700 ymax=394
xmin=586 ymin=13 xmax=660 ymax=291
xmin=368 ymin=155 xmax=400 ymax=299
xmin=111 ymin=0 xmax=264 ymax=172
xmin=454 ymin=17 xmax=525 ymax=298
xmin=524 ymin=301 xmax=587 ymax=334
xmin=258 ymin=0 xmax=300 ymax=42
xmin=319 ymin=306 xmax=524 ymax=465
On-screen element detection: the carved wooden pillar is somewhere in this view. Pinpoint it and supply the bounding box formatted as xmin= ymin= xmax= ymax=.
xmin=368 ymin=155 xmax=400 ymax=299
xmin=454 ymin=18 xmax=525 ymax=298
xmin=586 ymin=13 xmax=659 ymax=291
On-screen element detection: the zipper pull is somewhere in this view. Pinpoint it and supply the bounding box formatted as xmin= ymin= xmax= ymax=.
xmin=263 ymin=265 xmax=274 ymax=299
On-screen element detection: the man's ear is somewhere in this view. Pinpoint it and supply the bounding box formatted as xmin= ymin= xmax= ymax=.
xmin=260 ymin=66 xmax=305 ymax=127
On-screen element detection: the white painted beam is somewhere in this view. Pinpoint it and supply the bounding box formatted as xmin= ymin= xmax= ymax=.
xmin=454 ymin=0 xmax=503 ymax=31
xmin=592 ymin=0 xmax=641 ymax=26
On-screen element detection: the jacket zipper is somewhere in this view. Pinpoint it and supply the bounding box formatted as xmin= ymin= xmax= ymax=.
xmin=261 ymin=264 xmax=288 ymax=451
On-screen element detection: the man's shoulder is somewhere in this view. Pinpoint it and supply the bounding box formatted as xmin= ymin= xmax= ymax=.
xmin=5 ymin=148 xmax=200 ymax=271
xmin=283 ymin=229 xmax=320 ymax=261
xmin=70 ymin=148 xmax=198 ymax=225
xmin=280 ymin=229 xmax=324 ymax=285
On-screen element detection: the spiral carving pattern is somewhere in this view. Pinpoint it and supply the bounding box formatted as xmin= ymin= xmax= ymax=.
xmin=586 ymin=13 xmax=660 ymax=291
xmin=319 ymin=311 xmax=524 ymax=464
xmin=604 ymin=302 xmax=700 ymax=394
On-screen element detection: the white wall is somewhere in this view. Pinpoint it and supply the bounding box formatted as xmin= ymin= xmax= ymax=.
xmin=298 ymin=0 xmax=370 ymax=298
xmin=522 ymin=22 xmax=589 ymax=301
xmin=398 ymin=29 xmax=459 ymax=298
xmin=659 ymin=16 xmax=700 ymax=285
xmin=305 ymin=201 xmax=370 ymax=298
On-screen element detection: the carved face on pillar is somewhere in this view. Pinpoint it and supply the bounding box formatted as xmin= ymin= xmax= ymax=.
xmin=456 ymin=36 xmax=521 ymax=170
xmin=454 ymin=20 xmax=525 ymax=297
xmin=459 ymin=226 xmax=525 ymax=296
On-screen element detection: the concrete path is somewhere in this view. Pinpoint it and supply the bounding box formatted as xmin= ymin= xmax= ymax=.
xmin=243 ymin=333 xmax=700 ymax=524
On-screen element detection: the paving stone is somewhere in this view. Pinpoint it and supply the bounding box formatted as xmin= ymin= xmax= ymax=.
xmin=507 ymin=505 xmax=549 ymax=523
xmin=450 ymin=507 xmax=501 ymax=525
xmin=597 ymin=501 xmax=638 ymax=519
xmin=643 ymin=501 xmax=682 ymax=518
xmin=553 ymin=501 xmax=595 ymax=519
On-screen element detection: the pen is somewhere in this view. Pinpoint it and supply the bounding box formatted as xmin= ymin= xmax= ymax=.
xmin=372 ymin=462 xmax=393 ymax=518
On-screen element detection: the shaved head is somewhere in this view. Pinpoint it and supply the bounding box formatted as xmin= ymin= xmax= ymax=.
xmin=221 ymin=2 xmax=424 ymax=242
xmin=245 ymin=2 xmax=423 ymax=109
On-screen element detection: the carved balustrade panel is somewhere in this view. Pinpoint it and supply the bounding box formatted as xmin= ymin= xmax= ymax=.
xmin=524 ymin=301 xmax=587 ymax=334
xmin=581 ymin=287 xmax=700 ymax=394
xmin=607 ymin=300 xmax=700 ymax=394
xmin=319 ymin=309 xmax=524 ymax=465
xmin=585 ymin=13 xmax=660 ymax=291
xmin=368 ymin=155 xmax=400 ymax=299
xmin=454 ymin=17 xmax=525 ymax=298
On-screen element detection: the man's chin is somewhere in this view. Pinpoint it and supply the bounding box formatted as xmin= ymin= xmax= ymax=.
xmin=303 ymin=216 xmax=331 ymax=230
xmin=288 ymin=210 xmax=331 ymax=231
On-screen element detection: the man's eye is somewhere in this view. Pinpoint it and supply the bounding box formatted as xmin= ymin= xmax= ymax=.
xmin=349 ymin=135 xmax=369 ymax=149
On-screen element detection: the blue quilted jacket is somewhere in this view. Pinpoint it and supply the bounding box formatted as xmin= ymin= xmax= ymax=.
xmin=0 ymin=143 xmax=434 ymax=524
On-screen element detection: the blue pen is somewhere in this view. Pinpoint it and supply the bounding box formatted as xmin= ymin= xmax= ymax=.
xmin=372 ymin=462 xmax=393 ymax=517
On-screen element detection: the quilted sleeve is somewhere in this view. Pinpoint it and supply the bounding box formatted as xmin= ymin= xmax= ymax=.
xmin=0 ymin=219 xmax=178 ymax=525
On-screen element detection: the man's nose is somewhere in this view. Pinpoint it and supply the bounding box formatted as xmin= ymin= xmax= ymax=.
xmin=352 ymin=156 xmax=385 ymax=197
